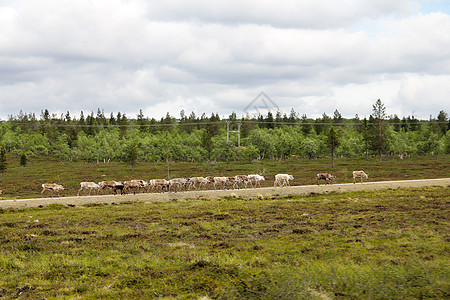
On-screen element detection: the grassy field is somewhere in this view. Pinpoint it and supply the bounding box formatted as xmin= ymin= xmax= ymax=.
xmin=0 ymin=186 xmax=449 ymax=299
xmin=0 ymin=154 xmax=449 ymax=199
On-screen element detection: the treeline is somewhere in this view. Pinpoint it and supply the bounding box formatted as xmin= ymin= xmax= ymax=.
xmin=1 ymin=104 xmax=449 ymax=164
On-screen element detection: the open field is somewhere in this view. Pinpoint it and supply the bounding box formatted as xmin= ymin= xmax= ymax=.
xmin=0 ymin=154 xmax=449 ymax=199
xmin=0 ymin=186 xmax=449 ymax=299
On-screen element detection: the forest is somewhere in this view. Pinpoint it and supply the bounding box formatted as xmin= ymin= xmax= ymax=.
xmin=0 ymin=100 xmax=449 ymax=165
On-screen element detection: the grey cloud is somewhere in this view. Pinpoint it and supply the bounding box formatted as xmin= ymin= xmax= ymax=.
xmin=0 ymin=0 xmax=449 ymax=121
xmin=143 ymin=0 xmax=418 ymax=28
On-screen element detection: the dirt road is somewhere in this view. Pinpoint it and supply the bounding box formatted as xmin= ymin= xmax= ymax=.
xmin=1 ymin=178 xmax=449 ymax=209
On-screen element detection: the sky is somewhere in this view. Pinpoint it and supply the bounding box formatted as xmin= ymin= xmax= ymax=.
xmin=1 ymin=0 xmax=449 ymax=121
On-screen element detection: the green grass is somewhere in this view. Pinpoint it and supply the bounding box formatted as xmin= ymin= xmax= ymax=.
xmin=1 ymin=154 xmax=449 ymax=199
xmin=0 ymin=186 xmax=448 ymax=299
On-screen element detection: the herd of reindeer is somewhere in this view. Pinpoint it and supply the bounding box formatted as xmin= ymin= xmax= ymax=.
xmin=39 ymin=170 xmax=369 ymax=197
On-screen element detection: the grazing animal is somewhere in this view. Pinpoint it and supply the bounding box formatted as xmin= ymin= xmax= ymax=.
xmin=123 ymin=180 xmax=146 ymax=195
xmin=206 ymin=176 xmax=215 ymax=188
xmin=316 ymin=173 xmax=336 ymax=185
xmin=226 ymin=177 xmax=238 ymax=189
xmin=247 ymin=174 xmax=265 ymax=188
xmin=248 ymin=174 xmax=265 ymax=188
xmin=77 ymin=182 xmax=100 ymax=196
xmin=353 ymin=171 xmax=369 ymax=183
xmin=169 ymin=178 xmax=188 ymax=192
xmin=149 ymin=179 xmax=169 ymax=192
xmin=235 ymin=175 xmax=250 ymax=189
xmin=188 ymin=177 xmax=209 ymax=190
xmin=98 ymin=181 xmax=124 ymax=195
xmin=41 ymin=183 xmax=65 ymax=197
xmin=212 ymin=177 xmax=228 ymax=190
xmin=274 ymin=174 xmax=294 ymax=187
xmin=138 ymin=180 xmax=149 ymax=192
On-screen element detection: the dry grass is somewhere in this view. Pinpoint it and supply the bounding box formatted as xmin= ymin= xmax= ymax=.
xmin=0 ymin=186 xmax=448 ymax=299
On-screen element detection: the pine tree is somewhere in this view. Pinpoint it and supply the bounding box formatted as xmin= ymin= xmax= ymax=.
xmin=96 ymin=108 xmax=105 ymax=125
xmin=319 ymin=113 xmax=332 ymax=135
xmin=390 ymin=114 xmax=401 ymax=132
xmin=371 ymin=99 xmax=387 ymax=162
xmin=126 ymin=140 xmax=138 ymax=168
xmin=109 ymin=112 xmax=116 ymax=125
xmin=327 ymin=126 xmax=340 ymax=167
xmin=201 ymin=130 xmax=213 ymax=160
xmin=288 ymin=108 xmax=297 ymax=123
xmin=41 ymin=109 xmax=50 ymax=121
xmin=119 ymin=113 xmax=128 ymax=137
xmin=65 ymin=111 xmax=71 ymax=122
xmin=333 ymin=109 xmax=343 ymax=125
xmin=275 ymin=110 xmax=282 ymax=127
xmin=301 ymin=114 xmax=312 ymax=135
xmin=401 ymin=117 xmax=410 ymax=132
xmin=362 ymin=118 xmax=370 ymax=160
xmin=79 ymin=111 xmax=87 ymax=134
xmin=437 ymin=110 xmax=448 ymax=136
xmin=265 ymin=111 xmax=274 ymax=129
xmin=20 ymin=153 xmax=27 ymax=167
xmin=208 ymin=113 xmax=220 ymax=136
xmin=186 ymin=111 xmax=197 ymax=133
xmin=137 ymin=109 xmax=147 ymax=132
xmin=86 ymin=112 xmax=97 ymax=136
xmin=68 ymin=128 xmax=78 ymax=149
xmin=353 ymin=114 xmax=361 ymax=133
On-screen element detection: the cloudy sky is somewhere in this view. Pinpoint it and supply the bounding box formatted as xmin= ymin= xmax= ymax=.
xmin=1 ymin=0 xmax=449 ymax=121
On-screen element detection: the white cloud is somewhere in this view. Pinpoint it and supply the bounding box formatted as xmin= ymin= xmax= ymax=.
xmin=397 ymin=74 xmax=450 ymax=118
xmin=0 ymin=0 xmax=449 ymax=121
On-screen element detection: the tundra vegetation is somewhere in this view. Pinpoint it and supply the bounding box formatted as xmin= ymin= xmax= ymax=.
xmin=0 ymin=186 xmax=448 ymax=299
